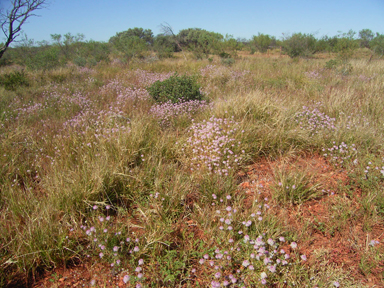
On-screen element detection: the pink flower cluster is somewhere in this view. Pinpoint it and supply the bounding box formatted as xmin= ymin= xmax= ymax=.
xmin=295 ymin=105 xmax=336 ymax=136
xmin=150 ymin=100 xmax=210 ymax=127
xmin=305 ymin=70 xmax=322 ymax=80
xmin=200 ymin=65 xmax=249 ymax=81
xmin=130 ymin=69 xmax=173 ymax=87
xmin=182 ymin=117 xmax=243 ymax=175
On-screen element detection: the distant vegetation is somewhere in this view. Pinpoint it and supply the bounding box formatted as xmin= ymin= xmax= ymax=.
xmin=1 ymin=27 xmax=383 ymax=69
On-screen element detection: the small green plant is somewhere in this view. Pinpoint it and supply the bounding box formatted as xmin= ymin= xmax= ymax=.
xmin=359 ymin=254 xmax=375 ymax=276
xmin=147 ymin=73 xmax=203 ymax=103
xmin=325 ymin=59 xmax=339 ymax=69
xmin=0 ymin=70 xmax=29 ymax=90
xmin=157 ymin=250 xmax=187 ymax=285
xmin=339 ymin=62 xmax=353 ymax=75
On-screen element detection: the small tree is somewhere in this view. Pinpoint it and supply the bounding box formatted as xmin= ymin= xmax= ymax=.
xmin=109 ymin=27 xmax=153 ymax=46
xmin=0 ymin=0 xmax=48 ymax=60
xmin=358 ymin=29 xmax=374 ymax=48
xmin=159 ymin=22 xmax=186 ymax=60
xmin=251 ymin=33 xmax=275 ymax=53
xmin=335 ymin=30 xmax=358 ymax=61
xmin=153 ymin=34 xmax=178 ymax=58
xmin=110 ymin=35 xmax=147 ymax=65
xmin=51 ymin=32 xmax=85 ymax=60
xmin=177 ymin=28 xmax=223 ymax=58
xmin=282 ymin=33 xmax=317 ymax=58
xmin=371 ymin=33 xmax=384 ymax=57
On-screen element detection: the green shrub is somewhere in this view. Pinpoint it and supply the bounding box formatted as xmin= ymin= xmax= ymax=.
xmin=325 ymin=59 xmax=339 ymax=69
xmin=221 ymin=58 xmax=235 ymax=66
xmin=0 ymin=70 xmax=29 ymax=90
xmin=282 ymin=33 xmax=317 ymax=58
xmin=73 ymin=56 xmax=87 ymax=67
xmin=218 ymin=51 xmax=231 ymax=59
xmin=157 ymin=50 xmax=174 ymax=59
xmin=27 ymin=46 xmax=60 ymax=70
xmin=370 ymin=33 xmax=384 ymax=56
xmin=147 ymin=74 xmax=203 ymax=103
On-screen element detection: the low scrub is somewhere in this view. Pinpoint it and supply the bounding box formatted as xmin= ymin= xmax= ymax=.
xmin=0 ymin=70 xmax=29 ymax=90
xmin=147 ymin=73 xmax=203 ymax=103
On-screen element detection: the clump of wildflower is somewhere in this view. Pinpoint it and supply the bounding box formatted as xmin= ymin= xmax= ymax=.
xmin=358 ymin=74 xmax=374 ymax=82
xmin=295 ymin=105 xmax=336 ymax=136
xmin=305 ymin=70 xmax=322 ymax=80
xmin=150 ymin=100 xmax=210 ymax=127
xmin=131 ymin=69 xmax=173 ymax=86
xmin=197 ymin=194 xmax=295 ymax=287
xmin=182 ymin=116 xmax=243 ymax=175
xmin=200 ymin=65 xmax=249 ymax=81
xmin=322 ymin=142 xmax=357 ymax=168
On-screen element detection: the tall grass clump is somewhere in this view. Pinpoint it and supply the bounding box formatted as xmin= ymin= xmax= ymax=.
xmin=272 ymin=168 xmax=322 ymax=205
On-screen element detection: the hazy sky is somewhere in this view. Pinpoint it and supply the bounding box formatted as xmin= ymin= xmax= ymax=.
xmin=2 ymin=0 xmax=384 ymax=43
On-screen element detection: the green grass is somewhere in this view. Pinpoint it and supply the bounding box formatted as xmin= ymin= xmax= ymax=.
xmin=1 ymin=54 xmax=384 ymax=287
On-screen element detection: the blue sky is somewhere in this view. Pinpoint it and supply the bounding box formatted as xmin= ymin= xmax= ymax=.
xmin=2 ymin=0 xmax=384 ymax=43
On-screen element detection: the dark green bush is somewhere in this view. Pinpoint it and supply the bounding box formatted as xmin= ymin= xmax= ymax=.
xmin=27 ymin=46 xmax=61 ymax=70
xmin=325 ymin=59 xmax=339 ymax=69
xmin=218 ymin=51 xmax=231 ymax=58
xmin=221 ymin=58 xmax=235 ymax=66
xmin=0 ymin=71 xmax=29 ymax=90
xmin=282 ymin=33 xmax=317 ymax=58
xmin=147 ymin=74 xmax=203 ymax=103
xmin=73 ymin=56 xmax=87 ymax=67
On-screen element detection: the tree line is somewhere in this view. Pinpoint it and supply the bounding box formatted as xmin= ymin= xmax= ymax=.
xmin=1 ymin=26 xmax=383 ymax=69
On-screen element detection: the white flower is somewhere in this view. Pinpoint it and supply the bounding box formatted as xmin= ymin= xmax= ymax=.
xmin=123 ymin=275 xmax=130 ymax=283
xmin=260 ymin=272 xmax=267 ymax=279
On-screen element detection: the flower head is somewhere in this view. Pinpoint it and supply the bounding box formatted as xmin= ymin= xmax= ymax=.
xmin=123 ymin=275 xmax=130 ymax=283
